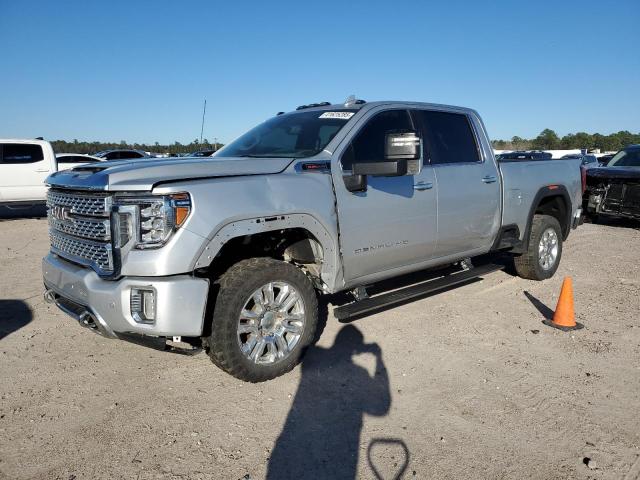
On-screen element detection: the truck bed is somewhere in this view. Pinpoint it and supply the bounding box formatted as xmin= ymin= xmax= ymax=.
xmin=499 ymin=158 xmax=582 ymax=242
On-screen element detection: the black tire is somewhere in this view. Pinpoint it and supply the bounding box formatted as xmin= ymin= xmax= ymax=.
xmin=204 ymin=257 xmax=318 ymax=382
xmin=513 ymin=214 xmax=563 ymax=281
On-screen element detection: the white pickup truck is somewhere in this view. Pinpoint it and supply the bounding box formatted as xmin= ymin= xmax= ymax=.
xmin=0 ymin=139 xmax=96 ymax=207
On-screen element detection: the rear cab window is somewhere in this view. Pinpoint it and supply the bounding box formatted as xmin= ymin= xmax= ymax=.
xmin=1 ymin=143 xmax=45 ymax=164
xmin=412 ymin=110 xmax=481 ymax=164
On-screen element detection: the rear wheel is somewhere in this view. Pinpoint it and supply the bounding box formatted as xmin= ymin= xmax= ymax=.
xmin=204 ymin=258 xmax=318 ymax=382
xmin=513 ymin=214 xmax=563 ymax=280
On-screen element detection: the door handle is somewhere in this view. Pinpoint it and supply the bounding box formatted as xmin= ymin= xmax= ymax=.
xmin=36 ymin=168 xmax=50 ymax=172
xmin=413 ymin=181 xmax=433 ymax=191
xmin=482 ymin=175 xmax=497 ymax=184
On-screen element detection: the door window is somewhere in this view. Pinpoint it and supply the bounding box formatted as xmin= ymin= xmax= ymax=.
xmin=412 ymin=110 xmax=480 ymax=164
xmin=1 ymin=144 xmax=44 ymax=164
xmin=341 ymin=110 xmax=413 ymax=170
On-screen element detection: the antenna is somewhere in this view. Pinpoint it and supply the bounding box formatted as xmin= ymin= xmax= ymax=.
xmin=200 ymin=99 xmax=207 ymax=145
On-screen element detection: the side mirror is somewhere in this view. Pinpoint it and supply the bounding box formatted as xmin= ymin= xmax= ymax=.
xmin=385 ymin=131 xmax=421 ymax=161
xmin=351 ymin=131 xmax=421 ymax=177
xmin=352 ymin=159 xmax=408 ymax=177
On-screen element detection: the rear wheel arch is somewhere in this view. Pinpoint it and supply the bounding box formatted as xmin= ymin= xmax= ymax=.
xmin=522 ymin=186 xmax=572 ymax=251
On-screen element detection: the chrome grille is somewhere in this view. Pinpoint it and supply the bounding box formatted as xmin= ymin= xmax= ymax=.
xmin=50 ymin=230 xmax=113 ymax=272
xmin=46 ymin=190 xmax=111 ymax=217
xmin=49 ymin=216 xmax=110 ymax=241
xmin=47 ymin=188 xmax=114 ymax=275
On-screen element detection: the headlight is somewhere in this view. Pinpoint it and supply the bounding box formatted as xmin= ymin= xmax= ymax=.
xmin=114 ymin=192 xmax=191 ymax=249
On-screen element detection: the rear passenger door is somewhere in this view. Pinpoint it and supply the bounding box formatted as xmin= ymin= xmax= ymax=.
xmin=0 ymin=143 xmax=51 ymax=202
xmin=413 ymin=109 xmax=501 ymax=258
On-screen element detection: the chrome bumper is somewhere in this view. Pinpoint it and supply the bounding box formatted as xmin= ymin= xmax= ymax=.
xmin=42 ymin=253 xmax=209 ymax=338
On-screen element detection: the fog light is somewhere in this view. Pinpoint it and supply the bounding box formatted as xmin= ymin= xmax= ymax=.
xmin=131 ymin=287 xmax=156 ymax=323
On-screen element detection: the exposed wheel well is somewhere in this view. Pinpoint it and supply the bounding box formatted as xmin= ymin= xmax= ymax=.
xmin=202 ymin=228 xmax=324 ymax=283
xmin=535 ymin=195 xmax=569 ymax=239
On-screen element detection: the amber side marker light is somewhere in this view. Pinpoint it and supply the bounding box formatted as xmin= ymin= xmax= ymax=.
xmin=170 ymin=193 xmax=191 ymax=227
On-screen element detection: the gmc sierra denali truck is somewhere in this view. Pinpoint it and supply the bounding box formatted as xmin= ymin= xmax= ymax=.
xmin=42 ymin=99 xmax=584 ymax=382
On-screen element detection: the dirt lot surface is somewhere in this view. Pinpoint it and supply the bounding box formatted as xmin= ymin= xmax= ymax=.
xmin=1 ymin=215 xmax=639 ymax=480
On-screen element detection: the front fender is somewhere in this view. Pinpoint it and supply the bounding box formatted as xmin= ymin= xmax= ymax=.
xmin=155 ymin=171 xmax=343 ymax=292
xmin=193 ymin=213 xmax=341 ymax=292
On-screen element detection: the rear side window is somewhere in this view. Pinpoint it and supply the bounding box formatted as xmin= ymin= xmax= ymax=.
xmin=413 ymin=110 xmax=480 ymax=164
xmin=1 ymin=143 xmax=45 ymax=164
xmin=341 ymin=109 xmax=413 ymax=170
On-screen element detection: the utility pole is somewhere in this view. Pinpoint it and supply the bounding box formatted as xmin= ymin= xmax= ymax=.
xmin=199 ymin=99 xmax=207 ymax=145
xmin=214 ymin=137 xmax=218 ymax=151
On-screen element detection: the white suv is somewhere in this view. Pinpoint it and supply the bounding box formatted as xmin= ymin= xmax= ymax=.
xmin=0 ymin=139 xmax=57 ymax=207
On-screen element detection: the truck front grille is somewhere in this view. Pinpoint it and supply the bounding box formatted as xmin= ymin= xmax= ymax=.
xmin=46 ymin=190 xmax=111 ymax=217
xmin=49 ymin=216 xmax=110 ymax=241
xmin=47 ymin=189 xmax=115 ymax=275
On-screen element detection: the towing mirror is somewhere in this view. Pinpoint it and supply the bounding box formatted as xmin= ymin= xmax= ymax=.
xmin=352 ymin=159 xmax=408 ymax=177
xmin=351 ymin=131 xmax=420 ymax=178
xmin=385 ymin=131 xmax=421 ymax=161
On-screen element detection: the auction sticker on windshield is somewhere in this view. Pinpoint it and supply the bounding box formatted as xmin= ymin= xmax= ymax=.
xmin=319 ymin=112 xmax=355 ymax=120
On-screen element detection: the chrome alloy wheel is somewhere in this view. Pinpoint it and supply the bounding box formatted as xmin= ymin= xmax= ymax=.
xmin=538 ymin=227 xmax=559 ymax=270
xmin=237 ymin=281 xmax=306 ymax=364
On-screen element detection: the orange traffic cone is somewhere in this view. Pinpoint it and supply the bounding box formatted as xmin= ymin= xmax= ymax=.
xmin=543 ymin=277 xmax=584 ymax=331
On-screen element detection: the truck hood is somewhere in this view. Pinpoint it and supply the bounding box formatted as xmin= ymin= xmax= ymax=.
xmin=587 ymin=166 xmax=640 ymax=181
xmin=47 ymin=156 xmax=295 ymax=191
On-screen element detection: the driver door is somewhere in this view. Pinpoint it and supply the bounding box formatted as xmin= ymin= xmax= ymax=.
xmin=331 ymin=108 xmax=438 ymax=284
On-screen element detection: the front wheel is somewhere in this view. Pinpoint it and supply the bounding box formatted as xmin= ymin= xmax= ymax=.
xmin=513 ymin=214 xmax=563 ymax=280
xmin=204 ymin=257 xmax=318 ymax=382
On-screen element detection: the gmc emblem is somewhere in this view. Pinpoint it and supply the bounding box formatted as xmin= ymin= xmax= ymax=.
xmin=50 ymin=205 xmax=71 ymax=221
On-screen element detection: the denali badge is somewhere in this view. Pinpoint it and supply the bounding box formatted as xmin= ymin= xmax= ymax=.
xmin=50 ymin=205 xmax=71 ymax=221
xmin=354 ymin=240 xmax=408 ymax=254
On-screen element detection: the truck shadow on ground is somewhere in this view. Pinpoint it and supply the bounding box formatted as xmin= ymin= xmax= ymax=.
xmin=591 ymin=216 xmax=640 ymax=230
xmin=0 ymin=300 xmax=33 ymax=340
xmin=267 ymin=323 xmax=404 ymax=480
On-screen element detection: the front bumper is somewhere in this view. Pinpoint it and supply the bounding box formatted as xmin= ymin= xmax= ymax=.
xmin=42 ymin=253 xmax=209 ymax=338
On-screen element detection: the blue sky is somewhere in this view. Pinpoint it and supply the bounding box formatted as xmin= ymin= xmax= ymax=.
xmin=1 ymin=0 xmax=638 ymax=144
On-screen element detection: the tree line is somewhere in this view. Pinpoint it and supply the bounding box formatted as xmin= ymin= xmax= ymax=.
xmin=50 ymin=139 xmax=224 ymax=156
xmin=492 ymin=129 xmax=640 ymax=152
xmin=50 ymin=128 xmax=640 ymax=156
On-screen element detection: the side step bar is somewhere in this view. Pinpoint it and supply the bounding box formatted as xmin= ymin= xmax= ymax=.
xmin=333 ymin=263 xmax=504 ymax=321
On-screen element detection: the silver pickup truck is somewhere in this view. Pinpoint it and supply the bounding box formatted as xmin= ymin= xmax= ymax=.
xmin=42 ymin=99 xmax=584 ymax=382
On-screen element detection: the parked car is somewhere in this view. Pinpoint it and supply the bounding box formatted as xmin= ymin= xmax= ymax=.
xmin=561 ymin=153 xmax=599 ymax=169
xmin=583 ymin=144 xmax=640 ymax=221
xmin=189 ymin=149 xmax=217 ymax=157
xmin=498 ymin=150 xmax=552 ymax=160
xmin=0 ymin=139 xmax=59 ymax=207
xmin=42 ymin=100 xmax=584 ymax=382
xmin=93 ymin=149 xmax=150 ymax=160
xmin=56 ymin=153 xmax=104 ymax=171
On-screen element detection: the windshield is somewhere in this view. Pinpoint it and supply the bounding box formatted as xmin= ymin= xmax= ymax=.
xmin=216 ymin=109 xmax=358 ymax=158
xmin=608 ymin=148 xmax=640 ymax=168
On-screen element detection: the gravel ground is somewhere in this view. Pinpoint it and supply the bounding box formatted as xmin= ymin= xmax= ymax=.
xmin=0 ymin=215 xmax=639 ymax=480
